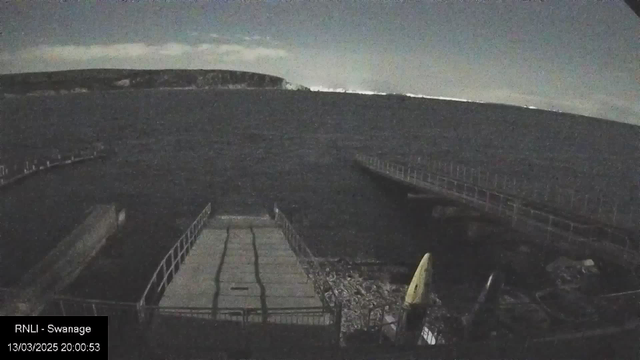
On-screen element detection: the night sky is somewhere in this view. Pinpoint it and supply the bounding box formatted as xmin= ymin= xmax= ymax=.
xmin=0 ymin=1 xmax=638 ymax=125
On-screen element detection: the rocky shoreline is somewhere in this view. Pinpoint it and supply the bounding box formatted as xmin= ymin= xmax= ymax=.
xmin=311 ymin=257 xmax=451 ymax=345
xmin=310 ymin=248 xmax=639 ymax=347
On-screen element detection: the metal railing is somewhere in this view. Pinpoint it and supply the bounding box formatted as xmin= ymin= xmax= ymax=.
xmin=356 ymin=154 xmax=640 ymax=268
xmin=273 ymin=203 xmax=343 ymax=342
xmin=0 ymin=143 xmax=107 ymax=188
xmin=44 ymin=296 xmax=334 ymax=325
xmin=138 ymin=203 xmax=212 ymax=320
xmin=146 ymin=305 xmax=333 ymax=326
xmin=45 ymin=296 xmax=140 ymax=318
xmin=402 ymin=154 xmax=638 ymax=233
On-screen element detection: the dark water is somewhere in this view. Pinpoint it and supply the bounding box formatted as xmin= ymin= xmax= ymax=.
xmin=0 ymin=89 xmax=638 ymax=301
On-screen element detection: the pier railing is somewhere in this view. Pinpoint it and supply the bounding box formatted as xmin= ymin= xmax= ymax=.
xmin=401 ymin=154 xmax=638 ymax=234
xmin=143 ymin=305 xmax=332 ymax=325
xmin=273 ymin=203 xmax=342 ymax=341
xmin=45 ymin=296 xmax=140 ymax=319
xmin=138 ymin=203 xmax=212 ymax=320
xmin=274 ymin=204 xmax=340 ymax=309
xmin=0 ymin=143 xmax=107 ymax=188
xmin=356 ymin=154 xmax=640 ymax=269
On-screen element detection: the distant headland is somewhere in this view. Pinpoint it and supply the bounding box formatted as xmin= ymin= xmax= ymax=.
xmin=0 ymin=69 xmax=309 ymax=97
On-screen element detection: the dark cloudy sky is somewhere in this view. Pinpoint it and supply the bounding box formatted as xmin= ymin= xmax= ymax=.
xmin=0 ymin=1 xmax=638 ymax=125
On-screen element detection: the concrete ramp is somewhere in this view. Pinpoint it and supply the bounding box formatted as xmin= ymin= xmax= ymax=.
xmin=157 ymin=213 xmax=326 ymax=323
xmin=150 ymin=211 xmax=335 ymax=353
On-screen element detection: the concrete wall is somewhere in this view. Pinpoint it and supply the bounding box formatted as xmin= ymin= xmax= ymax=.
xmin=0 ymin=205 xmax=117 ymax=315
xmin=23 ymin=205 xmax=116 ymax=290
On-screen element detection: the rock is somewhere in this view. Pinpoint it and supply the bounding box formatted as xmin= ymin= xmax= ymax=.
xmin=536 ymin=286 xmax=598 ymax=322
xmin=546 ymin=256 xmax=600 ymax=288
xmin=114 ymin=79 xmax=130 ymax=87
xmin=308 ymin=258 xmax=459 ymax=345
xmin=498 ymin=288 xmax=550 ymax=334
xmin=283 ymin=81 xmax=308 ymax=90
xmin=432 ymin=205 xmax=462 ymax=218
xmin=467 ymin=221 xmax=500 ymax=240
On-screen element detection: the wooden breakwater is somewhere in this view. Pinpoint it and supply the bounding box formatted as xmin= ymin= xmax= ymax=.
xmin=0 ymin=143 xmax=107 ymax=188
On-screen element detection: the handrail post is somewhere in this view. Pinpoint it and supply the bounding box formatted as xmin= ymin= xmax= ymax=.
xmin=335 ymin=301 xmax=343 ymax=347
xmin=171 ymin=250 xmax=176 ymax=276
xmin=162 ymin=258 xmax=167 ymax=290
xmin=486 ymin=190 xmax=490 ymax=211
xmin=137 ymin=301 xmax=145 ymax=324
xmin=570 ymin=190 xmax=575 ymax=209
xmin=583 ymin=194 xmax=589 ymax=215
xmin=568 ymin=223 xmax=574 ymax=243
xmin=597 ymin=196 xmax=603 ymax=218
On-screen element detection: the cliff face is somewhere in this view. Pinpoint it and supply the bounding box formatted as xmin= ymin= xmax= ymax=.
xmin=0 ymin=69 xmax=309 ymax=96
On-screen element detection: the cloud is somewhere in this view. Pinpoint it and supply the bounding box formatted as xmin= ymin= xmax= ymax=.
xmin=212 ymin=45 xmax=288 ymax=61
xmin=0 ymin=44 xmax=153 ymax=61
xmin=208 ymin=34 xmax=247 ymax=43
xmin=237 ymin=35 xmax=279 ymax=44
xmin=189 ymin=32 xmax=199 ymax=36
xmin=240 ymin=35 xmax=263 ymax=41
xmin=0 ymin=42 xmax=289 ymax=63
xmin=157 ymin=43 xmax=193 ymax=56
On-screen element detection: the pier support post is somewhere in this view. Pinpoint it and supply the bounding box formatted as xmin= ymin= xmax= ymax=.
xmin=136 ymin=302 xmax=145 ymax=324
